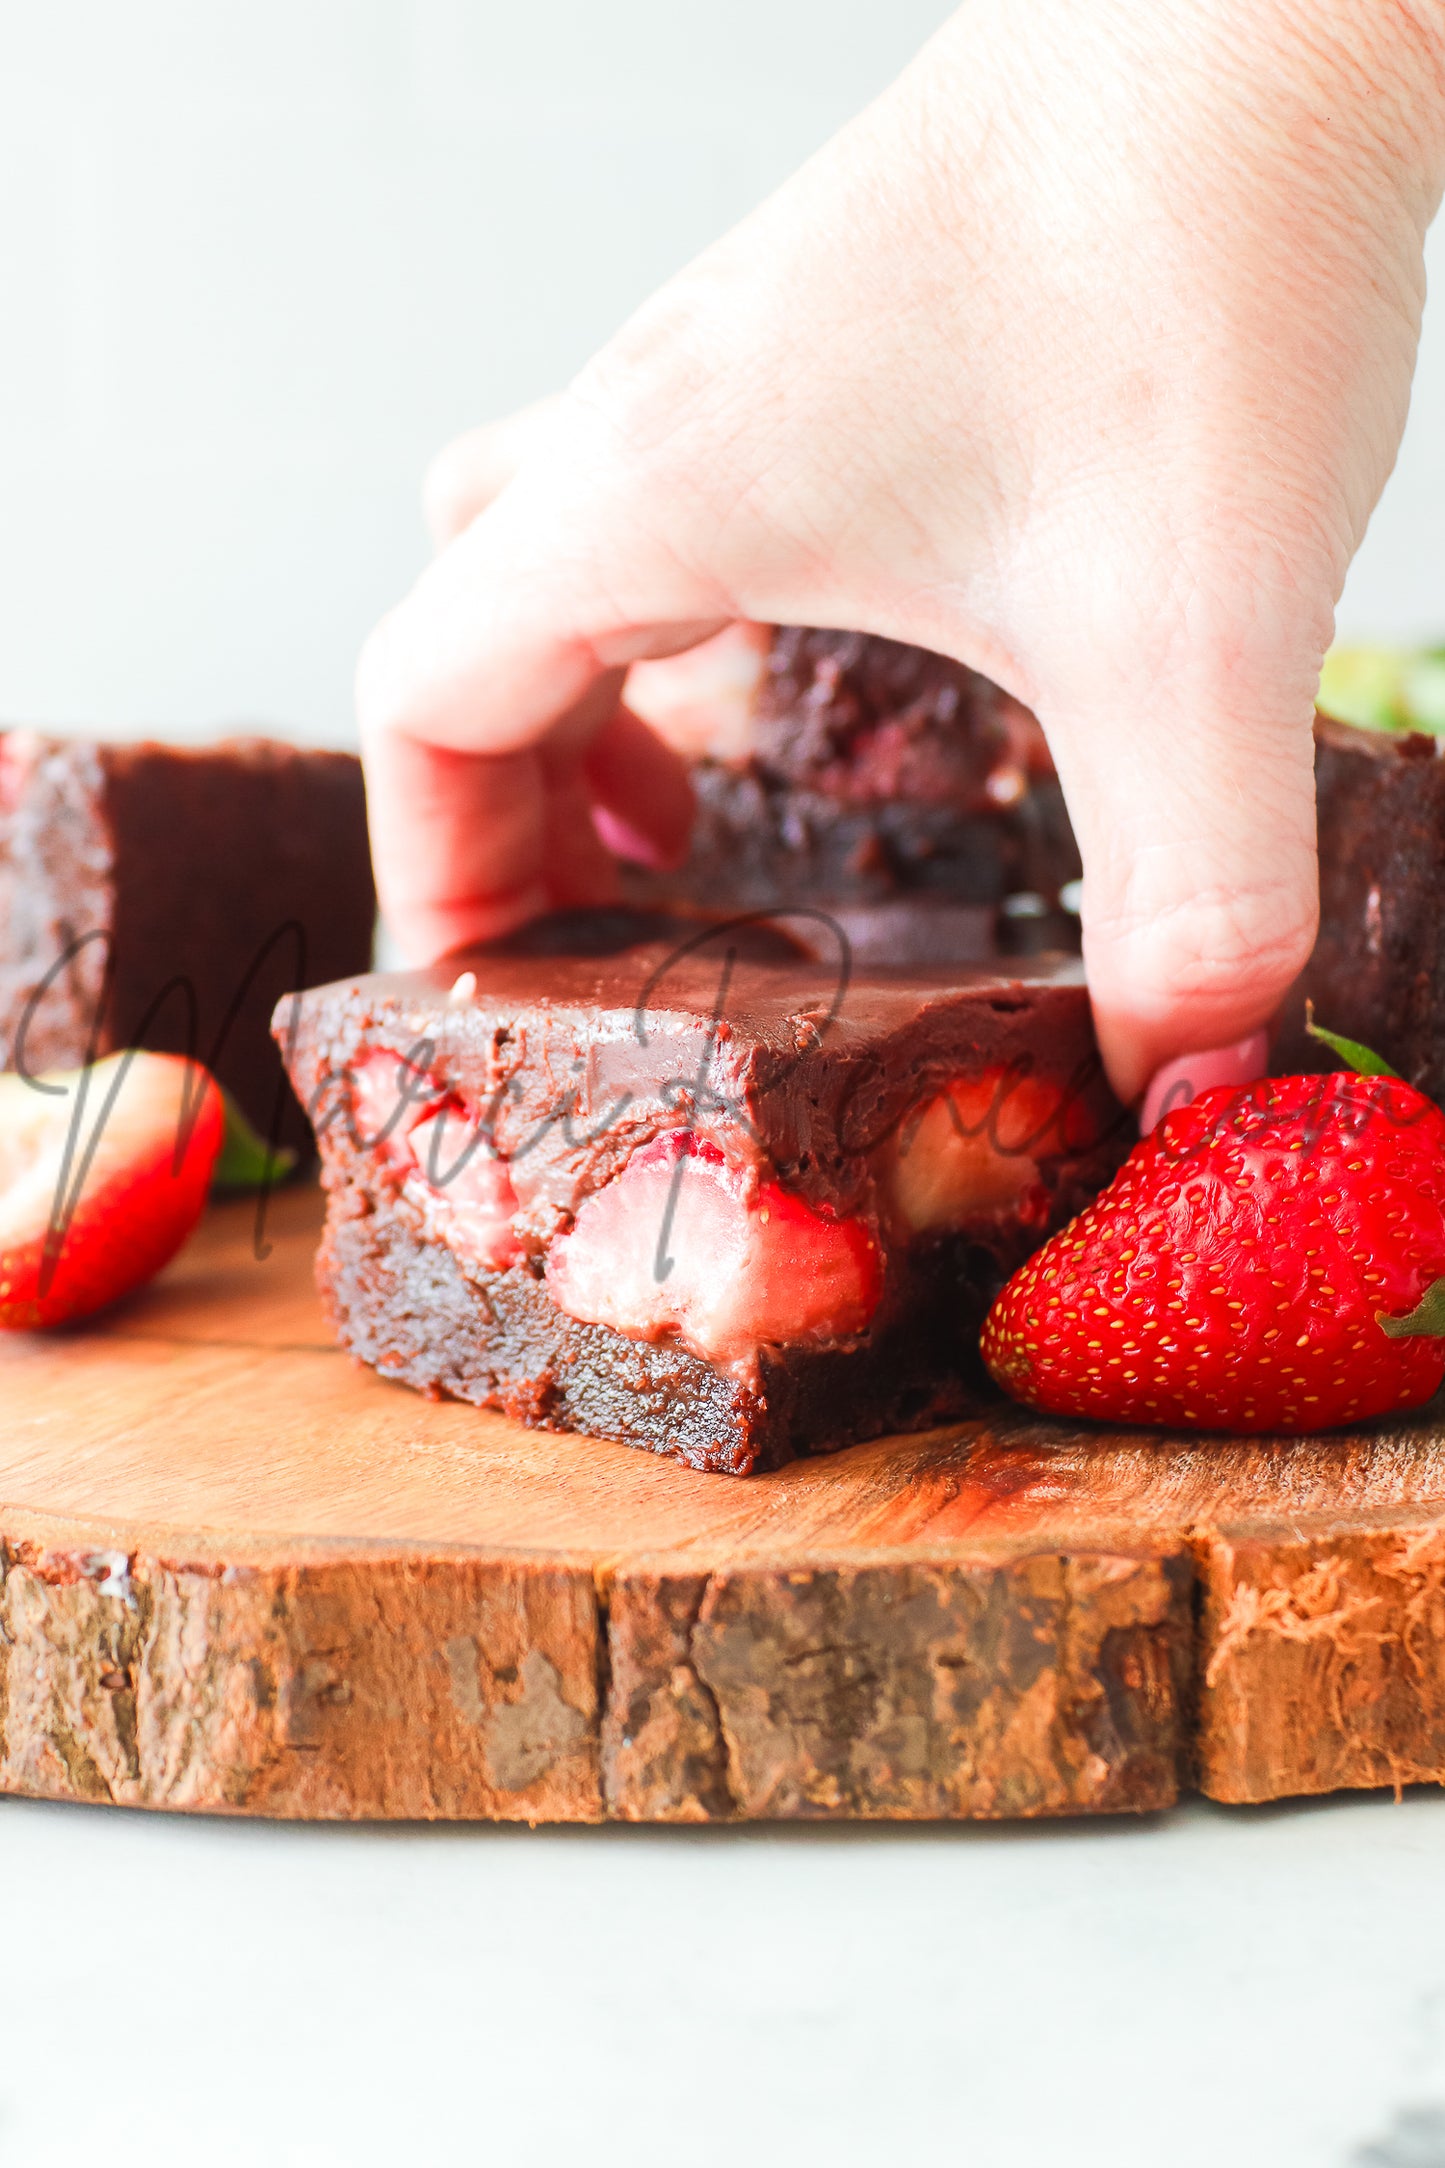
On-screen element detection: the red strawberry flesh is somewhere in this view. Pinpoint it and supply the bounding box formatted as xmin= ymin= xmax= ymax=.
xmin=348 ymin=1051 xmax=521 ymax=1269
xmin=982 ymin=1071 xmax=1445 ymax=1433
xmin=546 ymin=1131 xmax=881 ymax=1368
xmin=0 ymin=1051 xmax=223 ymax=1328
xmin=405 ymin=1106 xmax=522 ymax=1269
xmin=349 ymin=1048 xmax=441 ymax=1163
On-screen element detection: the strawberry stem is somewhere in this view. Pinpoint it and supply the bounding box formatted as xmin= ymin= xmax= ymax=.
xmin=212 ymin=1089 xmax=298 ymax=1191
xmin=1378 ymin=1278 xmax=1445 ymax=1339
xmin=1304 ymin=1002 xmax=1401 ymax=1079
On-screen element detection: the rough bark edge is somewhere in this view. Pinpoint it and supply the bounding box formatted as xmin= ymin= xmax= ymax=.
xmin=16 ymin=1499 xmax=1445 ymax=1821
xmin=1193 ymin=1516 xmax=1445 ymax=1805
xmin=0 ymin=1534 xmax=602 ymax=1822
xmin=603 ymin=1548 xmax=1190 ymax=1821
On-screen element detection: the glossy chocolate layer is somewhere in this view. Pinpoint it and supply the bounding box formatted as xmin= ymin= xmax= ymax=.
xmin=281 ymin=910 xmax=1117 ymax=1231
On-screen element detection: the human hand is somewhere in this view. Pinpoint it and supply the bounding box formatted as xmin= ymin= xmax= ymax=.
xmin=358 ymin=0 xmax=1445 ymax=1103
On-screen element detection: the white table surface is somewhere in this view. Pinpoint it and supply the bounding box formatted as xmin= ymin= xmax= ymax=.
xmin=1 ymin=1786 xmax=1442 ymax=2167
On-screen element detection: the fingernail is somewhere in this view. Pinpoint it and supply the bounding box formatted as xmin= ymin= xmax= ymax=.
xmin=1140 ymin=1030 xmax=1270 ymax=1136
xmin=592 ymin=805 xmax=666 ymax=868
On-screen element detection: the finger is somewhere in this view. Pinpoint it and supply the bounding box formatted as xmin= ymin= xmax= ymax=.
xmin=362 ymin=729 xmax=551 ymax=961
xmin=541 ymin=740 xmax=624 ymax=911
xmin=1139 ymin=1032 xmax=1270 ymax=1134
xmin=360 ymin=477 xmax=686 ymax=765
xmin=362 ymin=734 xmax=626 ymax=962
xmin=360 ymin=631 xmax=630 ymax=958
xmin=626 ymin=620 xmax=772 ymax=761
xmin=584 ymin=706 xmax=694 ymax=869
xmin=423 ymin=396 xmax=566 ymax=546
xmin=359 ymin=431 xmax=739 ymax=954
xmin=1044 ymin=663 xmax=1321 ymax=1108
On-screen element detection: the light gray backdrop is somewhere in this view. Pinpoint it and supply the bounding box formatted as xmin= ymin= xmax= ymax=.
xmin=2 ymin=0 xmax=1441 ymax=746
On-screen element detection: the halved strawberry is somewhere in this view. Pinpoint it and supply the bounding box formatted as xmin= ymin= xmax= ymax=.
xmin=0 ymin=1051 xmax=224 ymax=1328
xmin=880 ymin=1067 xmax=1077 ymax=1234
xmin=349 ymin=1047 xmax=441 ymax=1163
xmin=546 ymin=1131 xmax=881 ymax=1367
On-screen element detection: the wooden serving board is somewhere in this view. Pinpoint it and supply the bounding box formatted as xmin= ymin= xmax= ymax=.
xmin=3 ymin=1185 xmax=1445 ymax=1824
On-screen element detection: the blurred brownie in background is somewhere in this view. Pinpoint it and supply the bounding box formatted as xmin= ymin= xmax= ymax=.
xmin=0 ymin=731 xmax=375 ymax=1145
xmin=1283 ymin=716 xmax=1445 ymax=1101
xmin=623 ymin=626 xmax=1080 ymax=963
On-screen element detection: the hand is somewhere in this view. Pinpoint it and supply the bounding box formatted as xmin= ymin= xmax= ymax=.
xmin=358 ymin=0 xmax=1445 ymax=1103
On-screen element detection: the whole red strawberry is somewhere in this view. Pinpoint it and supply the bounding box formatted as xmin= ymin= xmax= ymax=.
xmin=981 ymin=1070 xmax=1445 ymax=1433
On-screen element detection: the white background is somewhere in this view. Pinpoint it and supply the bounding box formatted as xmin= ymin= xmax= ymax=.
xmin=3 ymin=10 xmax=1445 ymax=2165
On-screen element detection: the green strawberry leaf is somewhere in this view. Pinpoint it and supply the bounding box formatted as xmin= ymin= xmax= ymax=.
xmin=1303 ymin=1004 xmax=1401 ymax=1080
xmin=1378 ymin=1279 xmax=1445 ymax=1340
xmin=211 ymin=1088 xmax=298 ymax=1191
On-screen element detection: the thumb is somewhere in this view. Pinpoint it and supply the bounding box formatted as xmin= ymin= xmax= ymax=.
xmin=1041 ymin=653 xmax=1321 ymax=1108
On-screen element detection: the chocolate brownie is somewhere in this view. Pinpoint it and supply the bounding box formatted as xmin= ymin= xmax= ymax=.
xmin=1282 ymin=717 xmax=1445 ymax=1099
xmin=0 ymin=731 xmax=375 ymax=1145
xmin=624 ymin=627 xmax=1081 ymax=959
xmin=278 ymin=908 xmax=1125 ymax=1475
xmin=753 ymin=625 xmax=1049 ymax=806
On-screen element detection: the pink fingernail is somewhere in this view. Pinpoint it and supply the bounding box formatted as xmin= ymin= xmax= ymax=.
xmin=592 ymin=805 xmax=665 ymax=868
xmin=1140 ymin=1030 xmax=1270 ymax=1136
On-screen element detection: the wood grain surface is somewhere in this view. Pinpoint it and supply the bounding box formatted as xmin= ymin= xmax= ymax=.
xmin=3 ymin=1185 xmax=1444 ymax=1822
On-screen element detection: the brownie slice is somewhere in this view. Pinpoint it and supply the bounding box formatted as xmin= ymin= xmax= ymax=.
xmin=0 ymin=731 xmax=375 ymax=1144
xmin=1282 ymin=717 xmax=1445 ymax=1099
xmin=278 ymin=909 xmax=1125 ymax=1475
xmin=624 ymin=627 xmax=1081 ymax=960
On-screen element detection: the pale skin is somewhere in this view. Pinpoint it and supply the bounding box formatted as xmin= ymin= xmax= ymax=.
xmin=357 ymin=0 xmax=1445 ymax=1106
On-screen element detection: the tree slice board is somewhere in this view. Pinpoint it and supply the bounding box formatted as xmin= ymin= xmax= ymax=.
xmin=3 ymin=1185 xmax=1445 ymax=1823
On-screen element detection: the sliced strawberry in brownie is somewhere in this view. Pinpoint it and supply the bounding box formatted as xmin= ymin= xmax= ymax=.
xmin=346 ymin=1049 xmax=522 ymax=1271
xmin=546 ymin=1131 xmax=880 ymax=1368
xmin=879 ymin=1067 xmax=1088 ymax=1235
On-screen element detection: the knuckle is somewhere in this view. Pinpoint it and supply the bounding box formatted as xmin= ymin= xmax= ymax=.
xmin=1088 ymin=879 xmax=1318 ymax=1010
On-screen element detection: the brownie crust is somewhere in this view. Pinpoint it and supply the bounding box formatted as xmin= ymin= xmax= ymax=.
xmin=320 ymin=1193 xmax=1020 ymax=1475
xmin=624 ymin=760 xmax=1078 ymax=914
xmin=752 ymin=626 xmax=1044 ymax=805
